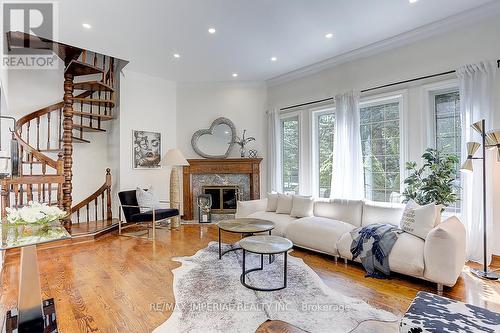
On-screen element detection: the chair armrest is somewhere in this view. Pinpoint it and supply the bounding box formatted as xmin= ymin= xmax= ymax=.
xmin=423 ymin=216 xmax=466 ymax=287
xmin=235 ymin=198 xmax=267 ymax=218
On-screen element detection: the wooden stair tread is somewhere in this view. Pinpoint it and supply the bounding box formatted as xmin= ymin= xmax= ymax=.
xmin=71 ymin=111 xmax=114 ymax=121
xmin=72 ymin=97 xmax=115 ymax=107
xmin=38 ymin=148 xmax=63 ymax=153
xmin=65 ymin=60 xmax=104 ymax=76
xmin=6 ymin=31 xmax=82 ymax=63
xmin=64 ymin=136 xmax=91 ymax=144
xmin=73 ymin=81 xmax=114 ymax=92
xmin=72 ymin=124 xmax=106 ymax=132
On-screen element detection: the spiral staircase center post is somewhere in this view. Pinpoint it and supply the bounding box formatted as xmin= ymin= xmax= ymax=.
xmin=63 ymin=73 xmax=74 ymax=229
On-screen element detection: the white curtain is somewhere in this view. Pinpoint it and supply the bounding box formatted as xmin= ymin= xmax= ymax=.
xmin=457 ymin=61 xmax=497 ymax=265
xmin=267 ymin=109 xmax=281 ymax=193
xmin=331 ymin=91 xmax=364 ymax=199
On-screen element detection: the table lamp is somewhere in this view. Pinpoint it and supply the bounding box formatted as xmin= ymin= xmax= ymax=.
xmin=161 ymin=149 xmax=189 ymax=229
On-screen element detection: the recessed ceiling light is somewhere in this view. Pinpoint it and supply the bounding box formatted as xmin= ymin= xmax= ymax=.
xmin=325 ymin=33 xmax=334 ymax=39
xmin=232 ymin=73 xmax=238 ymax=78
xmin=271 ymin=56 xmax=277 ymax=62
xmin=82 ymin=23 xmax=92 ymax=29
xmin=409 ymin=0 xmax=418 ymax=3
xmin=208 ymin=27 xmax=216 ymax=34
xmin=173 ymin=53 xmax=181 ymax=58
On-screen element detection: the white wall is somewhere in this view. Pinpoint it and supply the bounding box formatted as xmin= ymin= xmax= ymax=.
xmin=268 ymin=14 xmax=500 ymax=254
xmin=119 ymin=70 xmax=177 ymax=201
xmin=176 ymin=82 xmax=268 ymax=196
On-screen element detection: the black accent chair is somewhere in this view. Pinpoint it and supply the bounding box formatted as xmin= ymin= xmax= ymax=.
xmin=118 ymin=190 xmax=180 ymax=240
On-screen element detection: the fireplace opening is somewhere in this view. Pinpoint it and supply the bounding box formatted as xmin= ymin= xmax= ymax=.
xmin=202 ymin=185 xmax=240 ymax=214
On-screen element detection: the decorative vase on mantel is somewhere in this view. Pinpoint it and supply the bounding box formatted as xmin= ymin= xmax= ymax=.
xmin=232 ymin=130 xmax=255 ymax=159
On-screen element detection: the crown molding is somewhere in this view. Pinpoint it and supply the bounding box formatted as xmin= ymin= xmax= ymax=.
xmin=267 ymin=1 xmax=500 ymax=87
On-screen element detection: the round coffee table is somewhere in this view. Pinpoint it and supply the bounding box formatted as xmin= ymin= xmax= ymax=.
xmin=217 ymin=218 xmax=275 ymax=259
xmin=240 ymin=235 xmax=293 ymax=292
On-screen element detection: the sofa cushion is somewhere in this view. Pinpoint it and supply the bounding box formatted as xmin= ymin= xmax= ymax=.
xmin=287 ymin=217 xmax=355 ymax=256
xmin=275 ymin=194 xmax=293 ymax=214
xmin=290 ymin=195 xmax=314 ymax=218
xmin=266 ymin=193 xmax=278 ymax=212
xmin=337 ymin=231 xmax=425 ymax=277
xmin=247 ymin=211 xmax=296 ymax=237
xmin=361 ymin=201 xmax=405 ymax=227
xmin=313 ymin=199 xmax=363 ymax=227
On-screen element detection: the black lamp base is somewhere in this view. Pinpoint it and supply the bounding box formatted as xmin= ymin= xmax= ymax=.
xmin=470 ymin=268 xmax=500 ymax=280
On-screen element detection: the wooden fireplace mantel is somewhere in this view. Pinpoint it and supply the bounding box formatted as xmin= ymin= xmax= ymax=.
xmin=182 ymin=158 xmax=263 ymax=220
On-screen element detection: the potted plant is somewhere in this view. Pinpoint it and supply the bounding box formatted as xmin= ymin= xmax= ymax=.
xmin=402 ymin=148 xmax=460 ymax=208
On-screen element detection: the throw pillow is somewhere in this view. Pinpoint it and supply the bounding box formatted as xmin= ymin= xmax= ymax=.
xmin=136 ymin=187 xmax=159 ymax=213
xmin=434 ymin=204 xmax=443 ymax=227
xmin=290 ymin=195 xmax=314 ymax=218
xmin=266 ymin=193 xmax=279 ymax=212
xmin=400 ymin=200 xmax=437 ymax=239
xmin=275 ymin=194 xmax=293 ymax=215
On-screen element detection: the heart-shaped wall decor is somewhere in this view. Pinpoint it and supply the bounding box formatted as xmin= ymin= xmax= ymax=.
xmin=191 ymin=117 xmax=237 ymax=159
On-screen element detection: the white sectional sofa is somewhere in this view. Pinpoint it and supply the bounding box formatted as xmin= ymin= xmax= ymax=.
xmin=236 ymin=198 xmax=466 ymax=290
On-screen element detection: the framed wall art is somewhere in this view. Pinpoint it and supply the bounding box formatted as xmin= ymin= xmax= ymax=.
xmin=133 ymin=130 xmax=161 ymax=169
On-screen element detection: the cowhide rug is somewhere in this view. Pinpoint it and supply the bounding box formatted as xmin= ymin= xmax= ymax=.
xmin=154 ymin=242 xmax=399 ymax=333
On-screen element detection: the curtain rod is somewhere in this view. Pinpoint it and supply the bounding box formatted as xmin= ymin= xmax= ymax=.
xmin=280 ymin=60 xmax=500 ymax=111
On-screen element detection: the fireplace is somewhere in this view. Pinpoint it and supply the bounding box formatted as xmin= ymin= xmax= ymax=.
xmin=202 ymin=185 xmax=240 ymax=214
xmin=182 ymin=158 xmax=262 ymax=220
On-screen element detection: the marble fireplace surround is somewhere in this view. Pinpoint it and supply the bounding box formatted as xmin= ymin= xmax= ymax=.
xmin=182 ymin=158 xmax=263 ymax=221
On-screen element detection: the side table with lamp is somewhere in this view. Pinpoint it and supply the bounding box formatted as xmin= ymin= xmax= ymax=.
xmin=160 ymin=149 xmax=189 ymax=229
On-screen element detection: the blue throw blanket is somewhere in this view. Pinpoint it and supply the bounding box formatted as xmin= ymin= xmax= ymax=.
xmin=350 ymin=223 xmax=401 ymax=279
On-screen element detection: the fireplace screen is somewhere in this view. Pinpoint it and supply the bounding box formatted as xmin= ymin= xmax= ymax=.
xmin=202 ymin=185 xmax=240 ymax=214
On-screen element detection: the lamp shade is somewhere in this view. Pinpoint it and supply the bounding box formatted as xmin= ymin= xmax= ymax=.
xmin=487 ymin=130 xmax=500 ymax=161
xmin=471 ymin=120 xmax=484 ymax=135
xmin=161 ymin=149 xmax=189 ymax=166
xmin=465 ymin=142 xmax=481 ymax=157
xmin=460 ymin=159 xmax=474 ymax=173
xmin=460 ymin=142 xmax=481 ymax=173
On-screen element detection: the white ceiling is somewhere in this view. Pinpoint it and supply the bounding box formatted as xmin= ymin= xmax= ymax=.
xmin=57 ymin=0 xmax=496 ymax=83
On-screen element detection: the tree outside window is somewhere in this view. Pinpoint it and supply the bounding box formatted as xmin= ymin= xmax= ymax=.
xmin=360 ymin=101 xmax=401 ymax=202
xmin=281 ymin=117 xmax=300 ymax=194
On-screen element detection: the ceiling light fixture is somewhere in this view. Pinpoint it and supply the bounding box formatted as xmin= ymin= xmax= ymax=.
xmin=173 ymin=53 xmax=181 ymax=58
xmin=208 ymin=27 xmax=216 ymax=34
xmin=271 ymin=56 xmax=277 ymax=62
xmin=325 ymin=33 xmax=334 ymax=39
xmin=232 ymin=73 xmax=238 ymax=78
xmin=82 ymin=23 xmax=92 ymax=29
xmin=409 ymin=0 xmax=419 ymax=3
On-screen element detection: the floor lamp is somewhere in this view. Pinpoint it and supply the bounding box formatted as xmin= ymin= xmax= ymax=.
xmin=460 ymin=119 xmax=500 ymax=280
xmin=161 ymin=149 xmax=189 ymax=229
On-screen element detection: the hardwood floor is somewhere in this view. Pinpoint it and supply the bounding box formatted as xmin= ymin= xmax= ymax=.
xmin=1 ymin=225 xmax=499 ymax=332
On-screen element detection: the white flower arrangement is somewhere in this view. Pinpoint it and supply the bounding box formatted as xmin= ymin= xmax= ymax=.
xmin=6 ymin=201 xmax=67 ymax=225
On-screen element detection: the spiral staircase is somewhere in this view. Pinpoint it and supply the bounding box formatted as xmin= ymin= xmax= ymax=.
xmin=1 ymin=31 xmax=127 ymax=236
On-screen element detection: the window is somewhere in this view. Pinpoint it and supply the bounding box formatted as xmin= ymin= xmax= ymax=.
xmin=434 ymin=90 xmax=461 ymax=213
xmin=313 ymin=110 xmax=335 ymax=198
xmin=281 ymin=116 xmax=300 ymax=194
xmin=360 ymin=99 xmax=401 ymax=202
xmin=435 ymin=91 xmax=461 ymax=158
